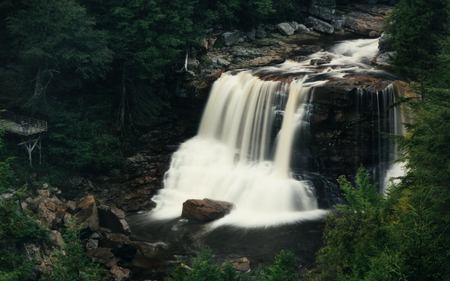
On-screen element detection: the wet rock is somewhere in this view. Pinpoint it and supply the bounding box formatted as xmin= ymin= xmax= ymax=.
xmin=99 ymin=233 xmax=137 ymax=261
xmin=374 ymin=51 xmax=396 ymax=68
xmin=98 ymin=205 xmax=131 ymax=235
xmin=135 ymin=241 xmax=173 ymax=263
xmin=310 ymin=56 xmax=331 ymax=65
xmin=181 ymin=198 xmax=234 ymax=222
xmin=378 ymin=33 xmax=394 ymax=52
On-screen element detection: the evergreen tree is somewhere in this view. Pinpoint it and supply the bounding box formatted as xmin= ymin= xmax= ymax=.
xmin=386 ymin=0 xmax=450 ymax=79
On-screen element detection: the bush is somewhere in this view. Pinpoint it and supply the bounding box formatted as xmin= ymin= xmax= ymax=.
xmin=169 ymin=247 xmax=299 ymax=281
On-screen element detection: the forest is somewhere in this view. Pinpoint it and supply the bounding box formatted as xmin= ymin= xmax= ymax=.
xmin=1 ymin=0 xmax=450 ymax=280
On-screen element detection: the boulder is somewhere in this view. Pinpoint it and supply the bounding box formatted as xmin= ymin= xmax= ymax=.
xmin=297 ymin=24 xmax=309 ymax=33
xmin=331 ymin=16 xmax=345 ymax=30
xmin=38 ymin=204 xmax=56 ymax=229
xmin=344 ymin=12 xmax=385 ymax=36
xmin=65 ymin=200 xmax=77 ymax=213
xmin=49 ymin=230 xmax=65 ymax=248
xmin=255 ymin=29 xmax=267 ymax=39
xmin=229 ymin=257 xmax=251 ymax=273
xmin=135 ymin=241 xmax=173 ymax=263
xmin=221 ymin=31 xmax=240 ymax=46
xmin=75 ymin=195 xmax=99 ymax=234
xmin=306 ymin=17 xmax=335 ymax=34
xmin=181 ymin=198 xmax=234 ymax=222
xmin=374 ymin=51 xmax=396 ymax=68
xmin=99 ymin=233 xmax=137 ymax=261
xmin=110 ymin=265 xmax=131 ymax=281
xmin=86 ymin=247 xmax=116 ymax=268
xmin=36 ymin=189 xmax=50 ymax=198
xmin=246 ymin=29 xmax=256 ymax=41
xmin=309 ymin=5 xmax=335 ymax=21
xmin=290 ymin=21 xmax=300 ymax=31
xmin=378 ymin=33 xmax=394 ymax=52
xmin=98 ymin=205 xmax=131 ymax=235
xmin=277 ymin=23 xmax=296 ymax=36
xmin=310 ymin=56 xmax=332 ymax=65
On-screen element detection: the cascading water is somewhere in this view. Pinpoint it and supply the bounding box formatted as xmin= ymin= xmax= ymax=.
xmin=148 ymin=38 xmax=404 ymax=227
xmin=126 ymin=38 xmax=411 ymax=274
xmin=151 ymin=74 xmax=327 ymax=227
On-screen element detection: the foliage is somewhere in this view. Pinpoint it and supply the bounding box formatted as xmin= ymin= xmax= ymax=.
xmin=169 ymin=247 xmax=299 ymax=281
xmin=386 ymin=0 xmax=450 ymax=79
xmin=307 ymin=164 xmax=450 ymax=280
xmin=169 ymin=247 xmax=250 ymax=281
xmin=308 ymin=167 xmax=390 ymax=281
xmin=41 ymin=218 xmax=108 ymax=281
xmin=0 ymin=249 xmax=35 ymax=281
xmin=46 ymin=110 xmax=121 ymax=171
xmin=6 ymin=0 xmax=112 ymax=111
xmin=0 ymin=128 xmax=49 ymax=279
xmin=256 ymin=250 xmax=298 ymax=281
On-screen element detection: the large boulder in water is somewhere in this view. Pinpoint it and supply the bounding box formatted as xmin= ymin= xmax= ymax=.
xmin=181 ymin=198 xmax=234 ymax=222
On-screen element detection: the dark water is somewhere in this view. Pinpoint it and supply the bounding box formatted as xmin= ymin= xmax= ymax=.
xmin=127 ymin=212 xmax=325 ymax=275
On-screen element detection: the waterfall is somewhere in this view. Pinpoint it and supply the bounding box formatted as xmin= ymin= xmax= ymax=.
xmin=151 ymin=72 xmax=326 ymax=227
xmin=381 ymin=81 xmax=415 ymax=194
xmin=150 ymin=38 xmax=404 ymax=227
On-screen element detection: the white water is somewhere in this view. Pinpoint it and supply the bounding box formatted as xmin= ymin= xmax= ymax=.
xmin=150 ymin=38 xmax=398 ymax=227
xmin=381 ymin=83 xmax=411 ymax=194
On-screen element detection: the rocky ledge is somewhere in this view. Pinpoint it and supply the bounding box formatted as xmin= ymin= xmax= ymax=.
xmin=178 ymin=3 xmax=394 ymax=99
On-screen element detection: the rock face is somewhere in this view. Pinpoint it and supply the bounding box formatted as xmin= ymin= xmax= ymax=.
xmin=339 ymin=4 xmax=392 ymax=36
xmin=181 ymin=198 xmax=235 ymax=222
xmin=76 ymin=195 xmax=100 ymax=233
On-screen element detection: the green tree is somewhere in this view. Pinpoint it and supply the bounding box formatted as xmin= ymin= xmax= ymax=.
xmin=310 ymin=167 xmax=390 ymax=281
xmin=386 ymin=0 xmax=450 ymax=79
xmin=80 ymin=0 xmax=200 ymax=135
xmin=5 ymin=0 xmax=112 ymax=112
